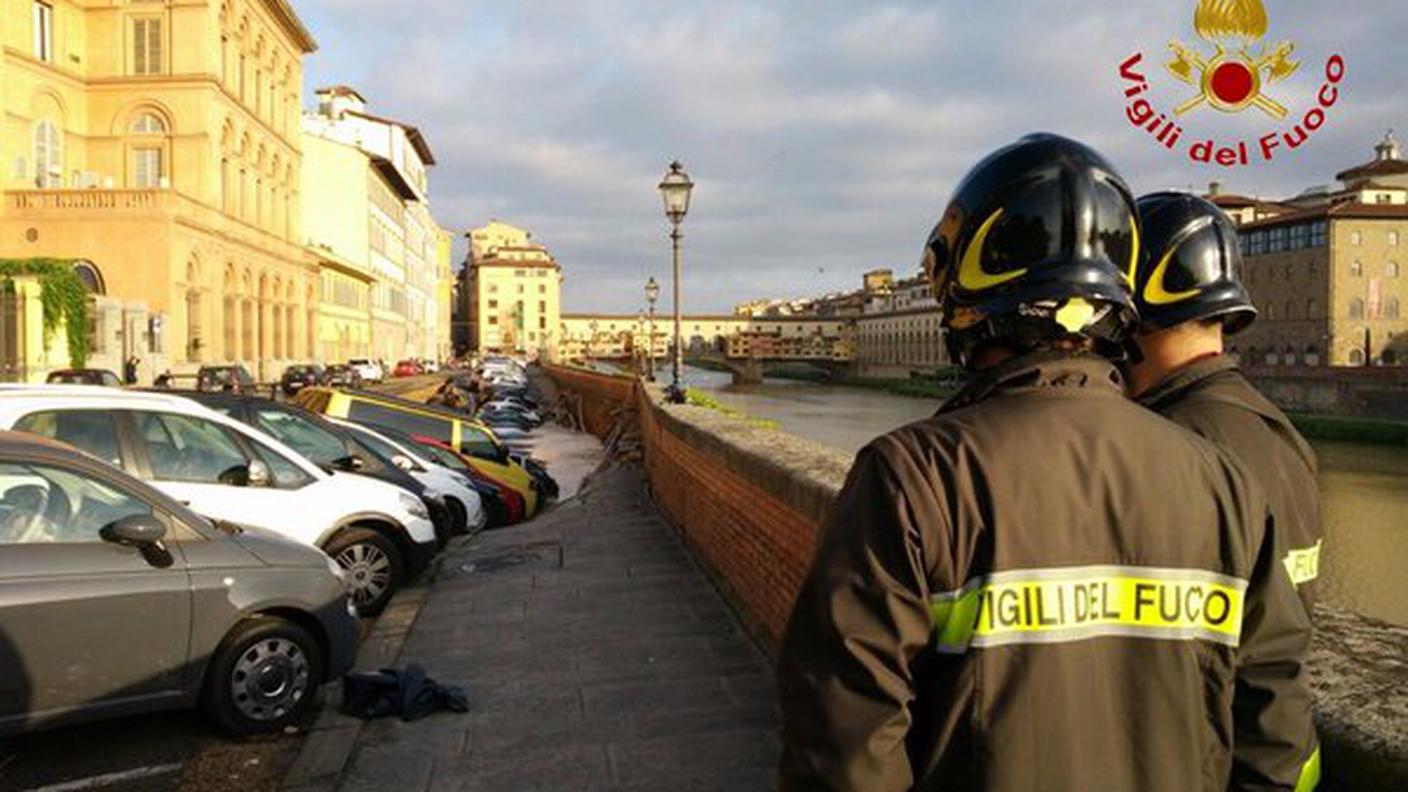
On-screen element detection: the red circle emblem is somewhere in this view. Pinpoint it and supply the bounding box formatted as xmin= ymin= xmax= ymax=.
xmin=1210 ymin=61 xmax=1256 ymax=105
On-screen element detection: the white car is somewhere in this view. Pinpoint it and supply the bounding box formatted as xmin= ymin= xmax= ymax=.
xmin=326 ymin=418 xmax=488 ymax=534
xmin=0 ymin=386 xmax=436 ymax=615
xmin=347 ymin=358 xmax=384 ymax=384
xmin=420 ymin=359 xmax=441 ymax=374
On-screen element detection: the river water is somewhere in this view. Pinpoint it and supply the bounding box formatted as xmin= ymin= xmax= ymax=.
xmin=682 ymin=366 xmax=1407 ymax=627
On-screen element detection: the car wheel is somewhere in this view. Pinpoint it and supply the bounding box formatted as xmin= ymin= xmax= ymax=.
xmin=203 ymin=616 xmax=324 ymax=736
xmin=325 ymin=528 xmax=403 ymax=616
xmin=444 ymin=497 xmax=468 ymax=535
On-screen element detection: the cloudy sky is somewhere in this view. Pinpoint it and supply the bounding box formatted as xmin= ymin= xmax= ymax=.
xmin=295 ymin=0 xmax=1406 ymax=314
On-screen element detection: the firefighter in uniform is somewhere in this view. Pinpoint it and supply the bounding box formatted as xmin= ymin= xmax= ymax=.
xmin=1126 ymin=192 xmax=1322 ymax=610
xmin=777 ymin=134 xmax=1318 ymax=791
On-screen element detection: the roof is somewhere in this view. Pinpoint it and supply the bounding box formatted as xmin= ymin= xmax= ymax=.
xmin=317 ymin=85 xmax=366 ymax=102
xmin=370 ymin=155 xmax=418 ymax=201
xmin=345 ymin=110 xmax=436 ymax=166
xmin=261 ymin=0 xmax=317 ymax=53
xmin=1336 ymin=158 xmax=1408 ymax=183
xmin=1239 ymin=201 xmax=1408 ymax=231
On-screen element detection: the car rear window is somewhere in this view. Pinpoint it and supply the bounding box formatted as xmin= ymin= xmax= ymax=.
xmin=347 ymin=400 xmax=453 ymax=444
xmin=13 ymin=410 xmax=123 ymax=468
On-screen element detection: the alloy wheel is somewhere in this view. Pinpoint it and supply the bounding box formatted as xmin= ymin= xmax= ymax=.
xmin=336 ymin=542 xmax=392 ymax=606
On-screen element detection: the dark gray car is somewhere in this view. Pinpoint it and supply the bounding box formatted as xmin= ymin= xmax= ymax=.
xmin=0 ymin=431 xmax=358 ymax=737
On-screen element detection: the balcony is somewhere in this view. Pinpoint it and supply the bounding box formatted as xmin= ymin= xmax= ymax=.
xmin=7 ymin=188 xmax=167 ymax=212
xmin=3 ymin=189 xmax=300 ymax=258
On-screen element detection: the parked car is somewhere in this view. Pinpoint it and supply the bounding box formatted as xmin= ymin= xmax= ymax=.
xmin=393 ymin=359 xmax=424 ymax=378
xmin=197 ymin=365 xmax=256 ymax=394
xmin=280 ymin=364 xmax=326 ymax=396
xmin=324 ymin=364 xmax=364 ymax=388
xmin=0 ymin=430 xmax=357 ymax=737
xmin=294 ymin=387 xmax=541 ymax=518
xmin=347 ymin=358 xmax=384 ymax=384
xmin=181 ymin=392 xmax=480 ymax=542
xmin=365 ymin=425 xmax=526 ymax=528
xmin=0 ymin=387 xmax=436 ymax=615
xmin=45 ymin=369 xmax=122 ymax=387
xmin=326 ymin=418 xmax=492 ymax=533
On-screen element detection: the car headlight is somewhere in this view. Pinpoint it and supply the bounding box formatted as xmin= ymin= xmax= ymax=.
xmin=399 ymin=492 xmax=429 ymax=519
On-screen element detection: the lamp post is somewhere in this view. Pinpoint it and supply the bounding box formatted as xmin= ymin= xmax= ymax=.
xmin=644 ymin=276 xmax=660 ymax=382
xmin=659 ymin=160 xmax=694 ymax=403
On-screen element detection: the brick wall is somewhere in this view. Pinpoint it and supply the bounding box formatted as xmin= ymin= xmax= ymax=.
xmin=544 ymin=363 xmax=850 ymax=653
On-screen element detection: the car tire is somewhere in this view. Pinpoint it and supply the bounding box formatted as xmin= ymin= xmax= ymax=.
xmin=324 ymin=527 xmax=403 ymax=616
xmin=444 ymin=497 xmax=468 ymax=535
xmin=203 ymin=617 xmax=324 ymax=736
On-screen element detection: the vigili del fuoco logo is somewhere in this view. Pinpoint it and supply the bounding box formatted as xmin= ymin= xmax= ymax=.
xmin=1117 ymin=0 xmax=1346 ymax=168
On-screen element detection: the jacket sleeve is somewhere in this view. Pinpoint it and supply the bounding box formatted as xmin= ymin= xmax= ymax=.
xmin=1230 ymin=507 xmax=1319 ymax=792
xmin=777 ymin=440 xmax=938 ymax=791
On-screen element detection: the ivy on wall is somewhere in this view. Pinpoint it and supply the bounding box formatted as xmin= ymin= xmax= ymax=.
xmin=0 ymin=258 xmax=90 ymax=368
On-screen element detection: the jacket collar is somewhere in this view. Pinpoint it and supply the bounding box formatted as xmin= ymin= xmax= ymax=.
xmin=1137 ymin=354 xmax=1240 ymax=413
xmin=939 ymin=350 xmax=1126 ymax=414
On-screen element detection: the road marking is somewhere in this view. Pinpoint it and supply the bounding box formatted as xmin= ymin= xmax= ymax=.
xmin=22 ymin=763 xmax=182 ymax=792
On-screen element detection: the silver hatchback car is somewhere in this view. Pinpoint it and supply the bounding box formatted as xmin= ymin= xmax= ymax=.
xmin=0 ymin=431 xmax=358 ymax=736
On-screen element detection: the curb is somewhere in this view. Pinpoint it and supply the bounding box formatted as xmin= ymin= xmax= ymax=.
xmin=279 ymin=579 xmax=433 ymax=791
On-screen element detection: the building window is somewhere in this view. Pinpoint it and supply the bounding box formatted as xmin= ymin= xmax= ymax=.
xmin=131 ymin=18 xmax=162 ymax=75
xmin=1306 ymin=298 xmax=1317 ymax=319
xmin=539 ymin=316 xmax=546 ymax=330
xmin=487 ymin=300 xmax=498 ymax=309
xmin=1351 ymin=260 xmax=1363 ymax=277
xmin=33 ymin=119 xmax=62 ymax=188
xmin=1311 ymin=221 xmax=1328 ymax=247
xmin=1389 ymin=261 xmax=1401 ymax=279
xmin=1351 ymin=231 xmax=1363 ymax=246
xmin=538 ymin=301 xmax=546 ymax=313
xmin=488 ymin=316 xmax=497 ymax=325
xmin=132 ymin=148 xmax=163 ymax=188
xmin=1391 ymin=231 xmax=1401 ymax=247
xmin=1285 ymin=300 xmax=1296 ymax=320
xmin=1349 ymin=298 xmax=1365 ymax=319
xmin=538 ymin=284 xmax=546 ymax=294
xmin=1349 ymin=348 xmax=1365 ymax=366
xmin=1388 ymin=298 xmax=1402 ymax=320
xmin=33 ymin=2 xmax=53 ymax=62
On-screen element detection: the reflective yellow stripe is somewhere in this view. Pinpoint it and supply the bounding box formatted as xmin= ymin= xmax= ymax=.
xmin=1283 ymin=540 xmax=1322 ymax=586
xmin=930 ymin=565 xmax=1248 ymax=652
xmin=1295 ymin=746 xmax=1321 ymax=792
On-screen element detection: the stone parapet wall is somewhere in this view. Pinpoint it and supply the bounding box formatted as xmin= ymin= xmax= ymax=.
xmin=542 ymin=363 xmax=1407 ymax=790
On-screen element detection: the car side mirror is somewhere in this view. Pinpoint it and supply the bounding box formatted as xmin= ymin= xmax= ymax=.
xmin=101 ymin=514 xmax=174 ymax=568
xmin=247 ymin=459 xmax=271 ymax=487
xmin=101 ymin=514 xmax=167 ymax=547
xmin=331 ymin=455 xmax=364 ymax=472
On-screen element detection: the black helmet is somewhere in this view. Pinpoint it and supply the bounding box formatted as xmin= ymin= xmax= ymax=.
xmin=1132 ymin=191 xmax=1256 ymax=335
xmin=923 ymin=133 xmax=1140 ymax=367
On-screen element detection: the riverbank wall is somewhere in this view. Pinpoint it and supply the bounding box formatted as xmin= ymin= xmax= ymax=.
xmin=541 ymin=363 xmax=1407 ymax=790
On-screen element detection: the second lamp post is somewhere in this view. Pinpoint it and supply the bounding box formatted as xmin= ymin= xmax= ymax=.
xmin=644 ymin=276 xmax=660 ymax=382
xmin=658 ymin=160 xmax=694 ymax=403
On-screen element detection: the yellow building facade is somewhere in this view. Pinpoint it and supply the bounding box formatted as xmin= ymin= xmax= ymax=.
xmin=466 ymin=221 xmax=563 ymax=359
xmin=0 ymin=0 xmax=317 ymax=381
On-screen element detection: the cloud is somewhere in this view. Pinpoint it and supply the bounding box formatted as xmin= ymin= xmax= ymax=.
xmin=295 ymin=0 xmax=1408 ymax=313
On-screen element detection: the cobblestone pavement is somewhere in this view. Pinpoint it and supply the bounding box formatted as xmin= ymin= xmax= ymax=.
xmin=332 ymin=463 xmax=782 ymax=792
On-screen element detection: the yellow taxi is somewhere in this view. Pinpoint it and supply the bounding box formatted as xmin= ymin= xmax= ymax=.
xmin=293 ymin=387 xmax=540 ymax=517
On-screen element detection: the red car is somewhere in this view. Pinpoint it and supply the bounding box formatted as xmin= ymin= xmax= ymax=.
xmin=393 ymin=359 xmax=424 ymax=377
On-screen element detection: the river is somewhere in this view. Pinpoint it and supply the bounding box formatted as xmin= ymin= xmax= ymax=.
xmin=681 ymin=366 xmax=1407 ymax=627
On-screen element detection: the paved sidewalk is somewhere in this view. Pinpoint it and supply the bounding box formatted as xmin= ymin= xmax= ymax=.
xmin=333 ymin=463 xmax=782 ymax=791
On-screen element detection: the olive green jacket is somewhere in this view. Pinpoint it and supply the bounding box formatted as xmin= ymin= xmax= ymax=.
xmin=778 ymin=351 xmax=1317 ymax=791
xmin=1139 ymin=355 xmax=1322 ymax=610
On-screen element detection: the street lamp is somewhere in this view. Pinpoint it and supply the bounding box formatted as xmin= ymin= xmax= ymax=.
xmin=644 ymin=276 xmax=660 ymax=382
xmin=659 ymin=160 xmax=693 ymax=403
